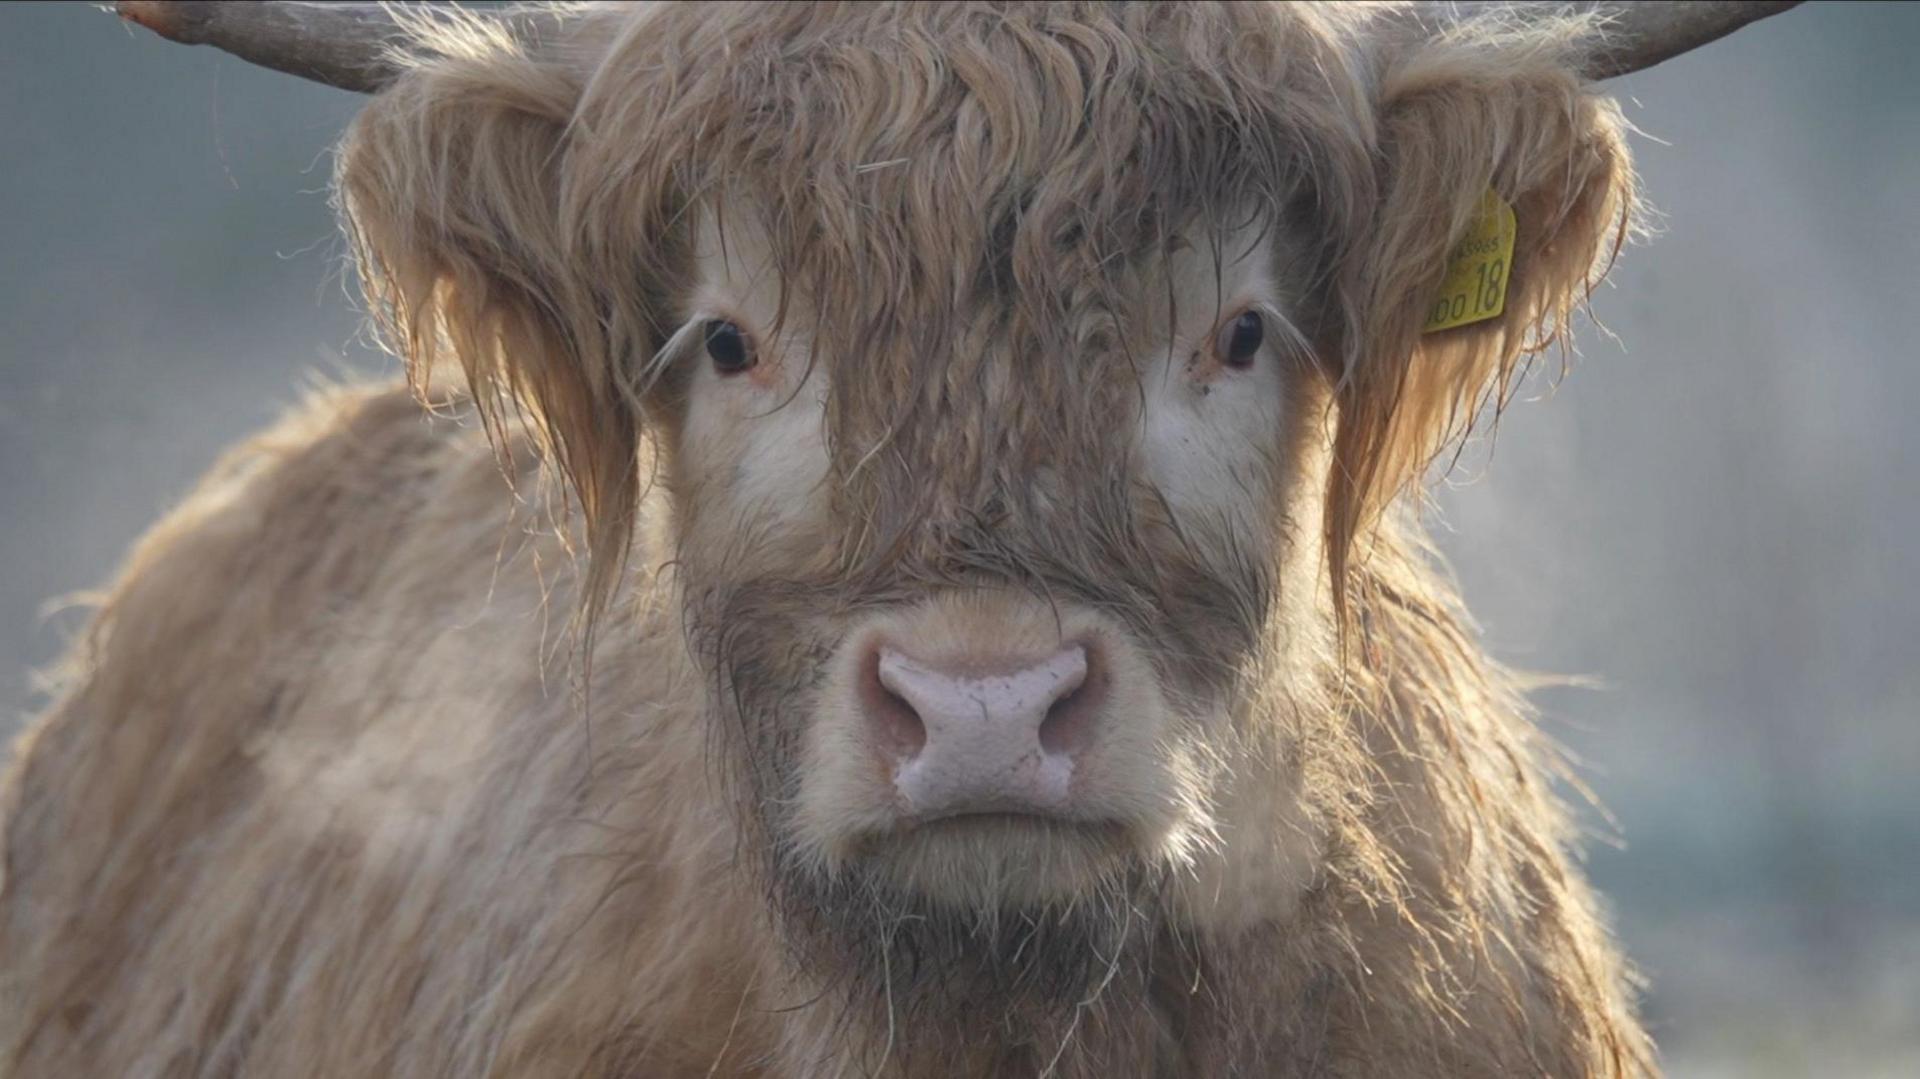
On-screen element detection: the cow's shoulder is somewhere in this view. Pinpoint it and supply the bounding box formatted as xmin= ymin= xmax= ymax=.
xmin=0 ymin=377 xmax=641 ymax=1071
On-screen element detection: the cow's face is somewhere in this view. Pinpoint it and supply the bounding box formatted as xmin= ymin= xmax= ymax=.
xmin=649 ymin=202 xmax=1335 ymax=997
xmin=338 ymin=0 xmax=1639 ymax=1020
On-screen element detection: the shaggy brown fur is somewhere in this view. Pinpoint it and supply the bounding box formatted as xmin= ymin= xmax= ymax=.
xmin=4 ymin=3 xmax=1653 ymax=1076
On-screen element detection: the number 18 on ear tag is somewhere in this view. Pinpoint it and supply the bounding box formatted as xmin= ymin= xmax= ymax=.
xmin=1423 ymin=189 xmax=1516 ymax=333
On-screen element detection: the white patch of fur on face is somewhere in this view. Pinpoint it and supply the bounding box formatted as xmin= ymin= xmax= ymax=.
xmin=1168 ymin=737 xmax=1324 ymax=932
xmin=1136 ymin=220 xmax=1294 ymax=559
xmin=1130 ymin=220 xmax=1328 ymax=931
xmin=675 ymin=211 xmax=831 ymax=543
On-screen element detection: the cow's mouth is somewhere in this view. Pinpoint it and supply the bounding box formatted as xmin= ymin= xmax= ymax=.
xmin=834 ymin=811 xmax=1142 ymax=907
xmin=895 ymin=809 xmax=1129 ymax=838
xmin=852 ymin=805 xmax=1134 ymax=847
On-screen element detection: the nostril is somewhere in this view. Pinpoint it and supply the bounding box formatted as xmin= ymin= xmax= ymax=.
xmin=867 ymin=638 xmax=1102 ymax=818
xmin=1038 ymin=641 xmax=1103 ymax=756
xmin=860 ymin=645 xmax=927 ymax=758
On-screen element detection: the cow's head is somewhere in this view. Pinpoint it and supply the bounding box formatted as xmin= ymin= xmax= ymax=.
xmin=122 ymin=0 xmax=1794 ymax=1021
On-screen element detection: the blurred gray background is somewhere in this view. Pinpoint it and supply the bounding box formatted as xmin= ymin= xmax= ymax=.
xmin=1 ymin=2 xmax=1914 ymax=1074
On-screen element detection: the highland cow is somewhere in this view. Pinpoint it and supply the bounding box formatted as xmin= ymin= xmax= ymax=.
xmin=0 ymin=2 xmax=1799 ymax=1076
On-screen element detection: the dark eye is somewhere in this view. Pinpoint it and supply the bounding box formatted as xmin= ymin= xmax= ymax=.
xmin=1218 ymin=310 xmax=1264 ymax=369
xmin=703 ymin=319 xmax=757 ymax=375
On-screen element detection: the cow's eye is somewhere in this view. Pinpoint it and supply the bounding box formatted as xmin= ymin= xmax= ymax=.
xmin=1217 ymin=310 xmax=1263 ymax=369
xmin=703 ymin=320 xmax=757 ymax=375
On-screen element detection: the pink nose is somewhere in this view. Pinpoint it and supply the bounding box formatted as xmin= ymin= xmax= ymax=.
xmin=863 ymin=643 xmax=1101 ymax=819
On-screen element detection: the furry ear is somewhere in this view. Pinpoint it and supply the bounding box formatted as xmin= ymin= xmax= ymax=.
xmin=337 ymin=29 xmax=643 ymax=616
xmin=1327 ymin=16 xmax=1638 ymax=617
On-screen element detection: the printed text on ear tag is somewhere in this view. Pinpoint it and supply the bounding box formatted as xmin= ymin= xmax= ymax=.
xmin=1423 ymin=188 xmax=1516 ymax=333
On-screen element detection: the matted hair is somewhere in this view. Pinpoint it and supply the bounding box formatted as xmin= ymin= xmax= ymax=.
xmin=337 ymin=1 xmax=1638 ymax=639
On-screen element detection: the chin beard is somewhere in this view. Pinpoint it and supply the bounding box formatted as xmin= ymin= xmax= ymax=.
xmin=768 ymin=837 xmax=1178 ymax=1048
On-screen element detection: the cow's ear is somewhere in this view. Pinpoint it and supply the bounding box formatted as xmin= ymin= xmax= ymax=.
xmin=1326 ymin=18 xmax=1638 ymax=607
xmin=338 ymin=34 xmax=643 ymax=611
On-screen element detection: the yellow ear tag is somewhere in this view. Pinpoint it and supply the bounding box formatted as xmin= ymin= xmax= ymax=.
xmin=1422 ymin=188 xmax=1516 ymax=333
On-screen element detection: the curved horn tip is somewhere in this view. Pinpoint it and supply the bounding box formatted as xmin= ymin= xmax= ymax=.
xmin=1582 ymin=0 xmax=1809 ymax=80
xmin=106 ymin=0 xmax=413 ymax=95
xmin=114 ymin=1 xmax=215 ymax=45
xmin=1390 ymin=2 xmax=1807 ymax=82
